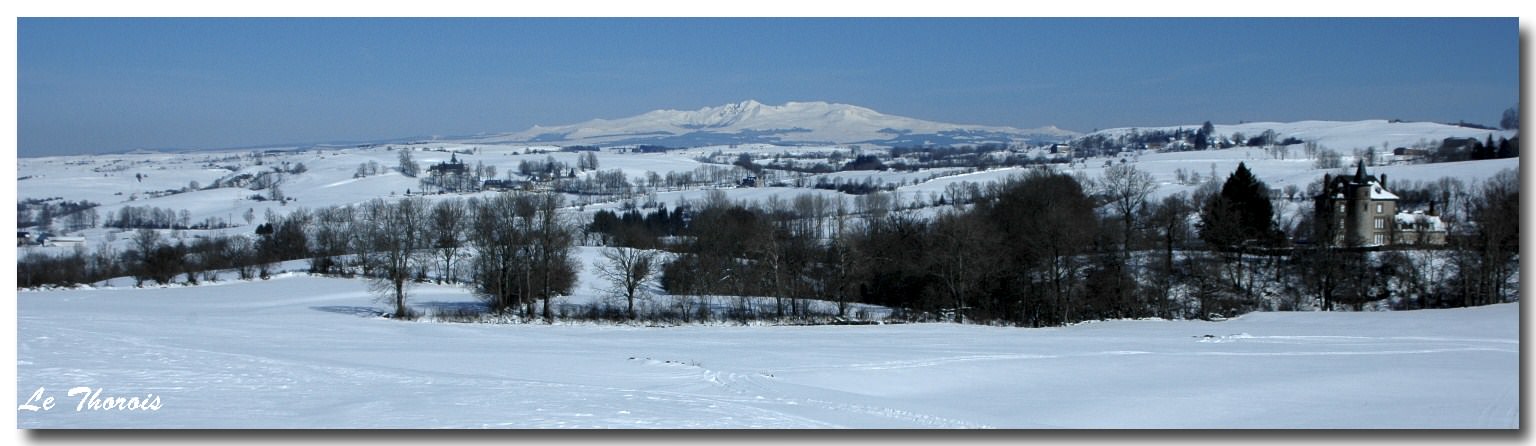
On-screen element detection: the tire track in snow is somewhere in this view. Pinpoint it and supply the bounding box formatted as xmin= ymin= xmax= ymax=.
xmin=26 ymin=323 xmax=843 ymax=428
xmin=767 ymin=350 xmax=1151 ymax=373
xmin=634 ymin=357 xmax=992 ymax=428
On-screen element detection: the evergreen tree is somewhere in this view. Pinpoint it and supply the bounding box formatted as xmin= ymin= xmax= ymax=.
xmin=1199 ymin=162 xmax=1278 ymax=248
xmin=1193 ymin=121 xmax=1215 ymax=150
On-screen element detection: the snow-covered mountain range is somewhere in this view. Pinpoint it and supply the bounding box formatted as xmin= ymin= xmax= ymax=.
xmin=467 ymin=100 xmax=1079 ymax=147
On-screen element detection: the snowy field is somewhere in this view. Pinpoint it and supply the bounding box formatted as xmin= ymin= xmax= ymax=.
xmin=15 ymin=275 xmax=1518 ymax=429
xmin=15 ymin=117 xmax=1522 ymax=429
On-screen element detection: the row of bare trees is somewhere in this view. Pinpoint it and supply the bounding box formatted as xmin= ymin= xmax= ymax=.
xmin=17 ymin=193 xmax=581 ymax=322
xmin=329 ymin=194 xmax=579 ymax=320
xmin=578 ymin=164 xmax=1518 ymax=326
xmin=465 ymin=193 xmax=578 ymax=320
xmin=18 ymin=164 xmax=1519 ymax=326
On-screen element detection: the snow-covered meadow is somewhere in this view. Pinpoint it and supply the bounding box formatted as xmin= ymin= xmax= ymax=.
xmin=14 ymin=116 xmax=1521 ymax=429
xmin=15 ymin=273 xmax=1518 ymax=429
xmin=16 ymin=138 xmax=1519 ymax=262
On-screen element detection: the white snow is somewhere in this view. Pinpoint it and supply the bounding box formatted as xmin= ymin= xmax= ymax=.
xmin=15 ymin=114 xmax=1522 ymax=429
xmin=1396 ymin=212 xmax=1446 ymax=231
xmin=1088 ymin=120 xmax=1516 ymax=154
xmin=474 ymin=100 xmax=1077 ymax=145
xmin=15 ymin=275 xmax=1519 ymax=428
xmin=1371 ymin=185 xmax=1400 ymax=200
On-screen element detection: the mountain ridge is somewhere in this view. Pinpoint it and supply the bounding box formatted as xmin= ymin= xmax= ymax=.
xmin=467 ymin=100 xmax=1079 ymax=147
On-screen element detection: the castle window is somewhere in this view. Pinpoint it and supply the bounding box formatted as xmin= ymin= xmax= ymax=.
xmin=1376 ymin=203 xmax=1383 ymax=213
xmin=1374 ymin=234 xmax=1385 ymax=245
xmin=1374 ymin=217 xmax=1386 ymax=229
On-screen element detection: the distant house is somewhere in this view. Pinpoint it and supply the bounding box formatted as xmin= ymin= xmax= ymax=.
xmin=1313 ymin=161 xmax=1445 ymax=248
xmin=44 ymin=236 xmax=87 ymax=248
xmin=17 ymin=231 xmax=33 ymax=246
xmin=428 ymin=154 xmax=468 ymax=176
xmin=1392 ymin=147 xmax=1429 ymax=164
xmin=1394 ymin=210 xmax=1448 ymax=246
xmin=482 ymin=179 xmax=528 ymax=191
xmin=738 ymin=176 xmax=758 ymax=188
xmin=426 ymin=154 xmax=473 ymax=193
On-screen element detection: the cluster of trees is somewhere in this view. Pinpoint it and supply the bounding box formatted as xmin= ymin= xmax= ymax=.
xmin=619 ymin=171 xmax=1146 ymax=325
xmin=882 ymin=144 xmax=1064 ymax=171
xmin=18 ymin=193 xmax=584 ymax=322
xmin=354 ymin=160 xmax=385 ymax=178
xmin=17 ymin=229 xmax=274 ymax=289
xmin=811 ymin=177 xmax=895 ymax=195
xmin=18 ymin=198 xmax=99 ymax=233
xmin=17 ymin=246 xmax=120 ymax=288
xmin=397 ymin=150 xmax=421 ymax=178
xmin=567 ymin=164 xmax=751 ymax=194
xmin=657 ymin=191 xmax=857 ymax=322
xmin=417 ymin=158 xmax=498 ymax=194
xmin=721 ymin=145 xmax=1070 ymax=180
xmin=103 ymin=205 xmax=231 ymax=230
xmin=576 ymin=151 xmax=600 ymax=171
xmin=517 ymin=156 xmax=575 ymax=181
xmin=553 ymin=169 xmax=637 ymax=197
xmin=586 ymin=162 xmax=1519 ymax=325
xmin=588 ymin=206 xmax=687 ymax=248
xmin=242 ymin=195 xmax=580 ymax=320
xmin=204 ymin=167 xmax=295 ymax=194
xmin=1467 ymin=135 xmax=1520 ymax=161
xmin=464 ymin=194 xmax=579 ymax=320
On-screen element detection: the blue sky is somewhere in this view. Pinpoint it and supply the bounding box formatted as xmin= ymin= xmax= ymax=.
xmin=17 ymin=17 xmax=1520 ymax=156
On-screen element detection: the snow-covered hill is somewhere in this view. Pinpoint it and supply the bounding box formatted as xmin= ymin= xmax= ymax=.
xmin=468 ymin=100 xmax=1079 ymax=147
xmin=15 ymin=121 xmax=1520 ymax=263
xmin=15 ymin=109 xmax=1522 ymax=428
xmin=1080 ymin=120 xmax=1516 ymax=153
xmin=16 ymin=277 xmax=1519 ymax=428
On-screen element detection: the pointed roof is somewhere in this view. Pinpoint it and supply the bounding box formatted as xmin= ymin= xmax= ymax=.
xmin=1354 ymin=159 xmax=1368 ymax=182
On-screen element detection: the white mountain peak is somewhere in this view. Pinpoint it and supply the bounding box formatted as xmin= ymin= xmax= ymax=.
xmin=489 ymin=100 xmax=1078 ymax=146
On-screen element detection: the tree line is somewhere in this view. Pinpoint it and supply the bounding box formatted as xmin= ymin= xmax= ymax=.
xmin=590 ymin=164 xmax=1520 ymax=325
xmin=18 ymin=163 xmax=1521 ymax=326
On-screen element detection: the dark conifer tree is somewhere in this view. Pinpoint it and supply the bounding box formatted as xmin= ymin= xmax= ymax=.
xmin=1200 ymin=162 xmax=1278 ymax=248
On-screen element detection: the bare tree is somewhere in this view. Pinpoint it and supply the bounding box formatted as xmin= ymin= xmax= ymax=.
xmin=532 ymin=193 xmax=578 ymax=322
xmin=1099 ymin=164 xmax=1157 ymax=315
xmin=1460 ymin=169 xmax=1519 ymax=306
xmin=397 ymin=149 xmax=420 ymax=178
xmin=307 ymin=205 xmax=354 ymax=275
xmin=429 ymin=198 xmax=469 ymax=283
xmin=469 ymin=194 xmax=527 ymax=314
xmin=596 ymin=246 xmax=659 ymax=319
xmin=128 ymin=228 xmax=163 ymax=286
xmin=359 ymin=197 xmax=428 ymax=318
xmin=927 ymin=210 xmax=1002 ymax=322
xmin=1148 ymin=193 xmax=1193 ymax=318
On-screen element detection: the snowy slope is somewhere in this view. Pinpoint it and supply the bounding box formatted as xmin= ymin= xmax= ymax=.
xmin=16 ymin=276 xmax=1519 ymax=428
xmin=1083 ymin=120 xmax=1516 ymax=153
xmin=17 ymin=139 xmax=1520 ymax=264
xmin=14 ymin=114 xmax=1522 ymax=429
xmin=470 ymin=100 xmax=1079 ymax=147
